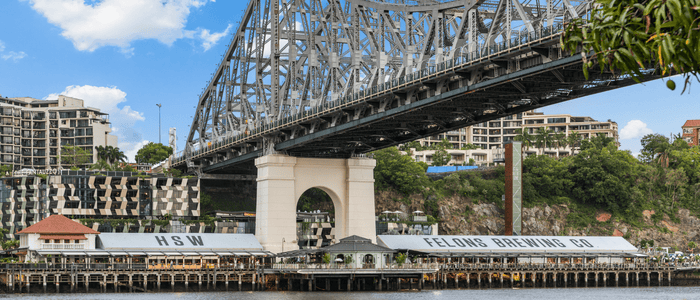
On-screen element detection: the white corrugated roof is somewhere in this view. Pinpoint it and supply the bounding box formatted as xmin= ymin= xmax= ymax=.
xmin=98 ymin=233 xmax=263 ymax=251
xmin=377 ymin=235 xmax=638 ymax=253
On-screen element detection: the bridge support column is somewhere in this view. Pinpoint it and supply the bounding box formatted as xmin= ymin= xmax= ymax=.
xmin=255 ymin=154 xmax=376 ymax=253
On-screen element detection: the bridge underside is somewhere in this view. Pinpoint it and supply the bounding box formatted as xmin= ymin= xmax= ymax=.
xmin=192 ymin=53 xmax=659 ymax=175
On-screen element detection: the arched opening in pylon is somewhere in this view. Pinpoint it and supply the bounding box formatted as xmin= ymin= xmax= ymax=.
xmin=296 ymin=187 xmax=336 ymax=249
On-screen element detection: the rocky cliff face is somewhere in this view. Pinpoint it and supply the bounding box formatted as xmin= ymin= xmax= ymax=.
xmin=375 ymin=189 xmax=700 ymax=250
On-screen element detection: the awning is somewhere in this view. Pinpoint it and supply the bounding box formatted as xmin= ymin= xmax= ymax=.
xmin=109 ymin=251 xmax=128 ymax=256
xmin=87 ymin=251 xmax=110 ymax=256
xmin=163 ymin=252 xmax=183 ymax=256
xmin=250 ymin=252 xmax=270 ymax=256
xmin=180 ymin=252 xmax=201 ymax=256
xmin=127 ymin=252 xmax=147 ymax=256
xmin=216 ymin=252 xmax=233 ymax=256
xmin=37 ymin=251 xmax=62 ymax=255
xmin=63 ymin=252 xmax=86 ymax=256
xmin=146 ymin=252 xmax=164 ymax=256
xmin=197 ymin=252 xmax=216 ymax=256
xmin=233 ymin=252 xmax=251 ymax=256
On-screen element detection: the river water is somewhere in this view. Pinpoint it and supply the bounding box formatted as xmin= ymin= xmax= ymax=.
xmin=5 ymin=287 xmax=700 ymax=300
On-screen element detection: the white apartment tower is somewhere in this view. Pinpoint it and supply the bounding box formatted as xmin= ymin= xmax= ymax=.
xmin=0 ymin=95 xmax=117 ymax=170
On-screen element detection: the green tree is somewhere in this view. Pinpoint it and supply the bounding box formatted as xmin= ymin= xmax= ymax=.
xmin=580 ymin=134 xmax=616 ymax=151
xmin=689 ymin=241 xmax=697 ymax=253
xmin=431 ymin=146 xmax=451 ymax=166
xmin=399 ymin=141 xmax=425 ymax=152
xmin=107 ymin=146 xmax=128 ymax=165
xmin=460 ymin=143 xmax=480 ymax=150
xmin=514 ymin=128 xmax=535 ymax=152
xmin=135 ymin=142 xmax=173 ymax=164
xmin=534 ymin=127 xmax=554 ymax=155
xmin=553 ymin=132 xmax=567 ymax=157
xmin=567 ymin=131 xmax=583 ymax=153
xmin=569 ymin=142 xmax=639 ymax=212
xmin=322 ymin=253 xmax=331 ymax=264
xmin=561 ymin=0 xmax=700 ymax=92
xmin=665 ymin=168 xmax=688 ymax=208
xmin=640 ymin=134 xmax=671 ymax=163
xmin=371 ymin=147 xmax=431 ymax=195
xmin=90 ymin=159 xmax=112 ymax=171
xmin=59 ymin=144 xmax=92 ymax=169
xmin=0 ymin=165 xmax=13 ymax=177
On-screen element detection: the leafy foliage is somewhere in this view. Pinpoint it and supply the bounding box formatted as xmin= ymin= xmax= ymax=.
xmin=431 ymin=146 xmax=451 ymax=166
xmin=59 ymin=144 xmax=92 ymax=168
xmin=135 ymin=142 xmax=173 ymax=164
xmin=561 ymin=0 xmax=700 ymax=92
xmin=372 ymin=147 xmax=431 ymax=195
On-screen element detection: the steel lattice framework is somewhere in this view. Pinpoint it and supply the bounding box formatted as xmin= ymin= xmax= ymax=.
xmin=186 ymin=0 xmax=588 ymax=152
xmin=177 ymin=0 xmax=658 ymax=175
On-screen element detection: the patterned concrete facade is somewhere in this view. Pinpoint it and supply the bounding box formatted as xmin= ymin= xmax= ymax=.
xmin=0 ymin=170 xmax=200 ymax=239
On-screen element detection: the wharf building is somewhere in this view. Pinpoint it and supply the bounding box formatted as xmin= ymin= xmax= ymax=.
xmin=5 ymin=214 xmax=689 ymax=293
xmin=412 ymin=111 xmax=618 ymax=166
xmin=0 ymin=95 xmax=117 ymax=170
xmin=682 ymin=120 xmax=700 ymax=146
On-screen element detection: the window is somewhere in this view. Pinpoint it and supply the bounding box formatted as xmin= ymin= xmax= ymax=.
xmin=64 ymin=240 xmax=70 ymax=243
xmin=547 ymin=118 xmax=566 ymax=124
xmin=684 ymin=128 xmax=694 ymax=134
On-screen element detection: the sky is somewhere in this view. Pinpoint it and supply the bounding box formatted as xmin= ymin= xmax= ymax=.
xmin=0 ymin=0 xmax=697 ymax=162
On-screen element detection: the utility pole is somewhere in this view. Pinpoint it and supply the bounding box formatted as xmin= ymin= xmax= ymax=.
xmin=156 ymin=104 xmax=162 ymax=144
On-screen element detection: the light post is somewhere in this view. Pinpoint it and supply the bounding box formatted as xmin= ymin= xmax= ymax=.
xmin=156 ymin=104 xmax=162 ymax=144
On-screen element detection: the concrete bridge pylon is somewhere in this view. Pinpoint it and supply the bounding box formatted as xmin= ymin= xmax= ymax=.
xmin=254 ymin=154 xmax=376 ymax=253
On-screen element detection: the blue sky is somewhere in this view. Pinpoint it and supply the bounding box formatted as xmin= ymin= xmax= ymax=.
xmin=0 ymin=0 xmax=697 ymax=161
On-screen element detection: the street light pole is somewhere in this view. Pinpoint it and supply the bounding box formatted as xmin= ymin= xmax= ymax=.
xmin=156 ymin=104 xmax=162 ymax=144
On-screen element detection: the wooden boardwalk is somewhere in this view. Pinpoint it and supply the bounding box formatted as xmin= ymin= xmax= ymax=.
xmin=2 ymin=262 xmax=697 ymax=293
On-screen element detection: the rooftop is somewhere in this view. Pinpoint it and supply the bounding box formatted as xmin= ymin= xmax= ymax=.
xmin=17 ymin=215 xmax=99 ymax=235
xmin=682 ymin=120 xmax=700 ymax=128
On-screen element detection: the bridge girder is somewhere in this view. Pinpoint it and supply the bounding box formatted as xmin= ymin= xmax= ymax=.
xmin=181 ymin=0 xmax=600 ymax=174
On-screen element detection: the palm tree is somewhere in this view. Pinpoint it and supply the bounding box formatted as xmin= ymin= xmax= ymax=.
xmin=107 ymin=146 xmax=128 ymax=165
xmin=514 ymin=128 xmax=535 ymax=153
xmin=567 ymin=131 xmax=582 ymax=153
xmin=534 ymin=127 xmax=554 ymax=155
xmin=95 ymin=145 xmax=108 ymax=162
xmin=553 ymin=132 xmax=566 ymax=158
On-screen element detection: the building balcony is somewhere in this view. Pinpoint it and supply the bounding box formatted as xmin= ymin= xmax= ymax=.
xmin=41 ymin=243 xmax=85 ymax=250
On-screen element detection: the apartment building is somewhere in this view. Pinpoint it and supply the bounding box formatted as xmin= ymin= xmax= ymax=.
xmin=0 ymin=170 xmax=200 ymax=239
xmin=682 ymin=120 xmax=700 ymax=146
xmin=0 ymin=95 xmax=117 ymax=170
xmin=413 ymin=111 xmax=618 ymax=165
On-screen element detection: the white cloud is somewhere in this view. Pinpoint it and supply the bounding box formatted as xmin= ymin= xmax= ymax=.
xmin=620 ymin=120 xmax=653 ymax=140
xmin=2 ymin=51 xmax=28 ymax=62
xmin=199 ymin=24 xmax=232 ymax=51
xmin=46 ymin=85 xmax=147 ymax=162
xmin=24 ymin=0 xmax=223 ymax=53
xmin=123 ymin=140 xmax=150 ymax=163
xmin=0 ymin=40 xmax=27 ymax=62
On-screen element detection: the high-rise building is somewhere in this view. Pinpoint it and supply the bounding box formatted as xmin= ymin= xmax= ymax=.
xmin=412 ymin=111 xmax=618 ymax=165
xmin=0 ymin=95 xmax=117 ymax=170
xmin=682 ymin=120 xmax=700 ymax=146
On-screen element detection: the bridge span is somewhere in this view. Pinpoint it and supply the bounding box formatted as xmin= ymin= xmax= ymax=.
xmin=174 ymin=0 xmax=660 ymax=175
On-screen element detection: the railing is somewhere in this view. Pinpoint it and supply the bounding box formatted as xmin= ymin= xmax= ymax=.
xmin=272 ymin=263 xmax=441 ymax=270
xmin=174 ymin=24 xmax=566 ymax=165
xmin=41 ymin=243 xmax=85 ymax=250
xmin=0 ymin=263 xmax=260 ymax=272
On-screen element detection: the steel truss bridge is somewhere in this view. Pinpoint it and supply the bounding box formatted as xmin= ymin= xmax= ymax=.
xmin=174 ymin=0 xmax=660 ymax=175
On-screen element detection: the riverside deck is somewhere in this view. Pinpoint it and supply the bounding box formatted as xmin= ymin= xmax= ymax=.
xmin=2 ymin=262 xmax=698 ymax=293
